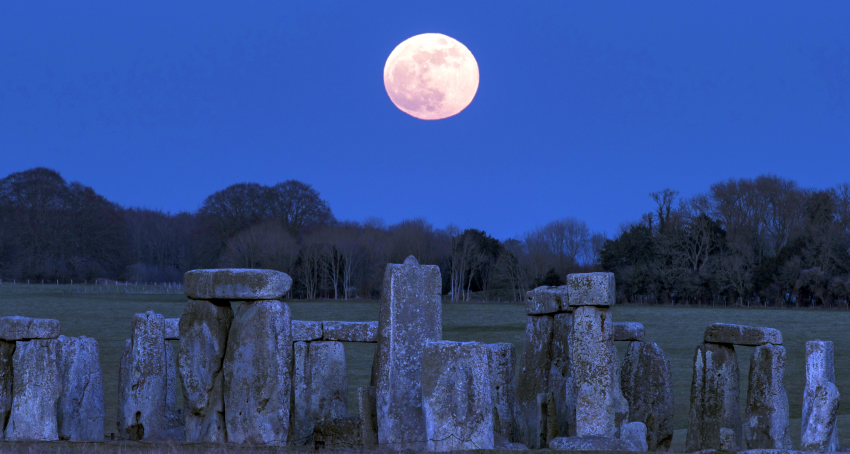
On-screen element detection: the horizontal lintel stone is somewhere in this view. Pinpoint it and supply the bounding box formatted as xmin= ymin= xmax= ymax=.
xmin=164 ymin=318 xmax=179 ymax=340
xmin=292 ymin=320 xmax=323 ymax=342
xmin=566 ymin=273 xmax=615 ymax=307
xmin=183 ymin=268 xmax=292 ymax=300
xmin=323 ymin=321 xmax=378 ymax=343
xmin=614 ymin=322 xmax=645 ymax=342
xmin=525 ymin=286 xmax=570 ymax=315
xmin=0 ymin=316 xmax=60 ymax=341
xmin=704 ymin=323 xmax=782 ymax=346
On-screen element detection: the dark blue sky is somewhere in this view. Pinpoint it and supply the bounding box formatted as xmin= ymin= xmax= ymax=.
xmin=2 ymin=2 xmax=849 ymax=239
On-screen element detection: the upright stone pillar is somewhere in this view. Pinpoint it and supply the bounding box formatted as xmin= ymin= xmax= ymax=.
xmin=117 ymin=311 xmax=167 ymax=441
xmin=291 ymin=340 xmax=348 ymax=444
xmin=802 ymin=340 xmax=839 ymax=452
xmin=374 ymin=256 xmax=441 ymax=448
xmin=57 ymin=335 xmax=104 ymax=441
xmin=686 ymin=342 xmax=740 ymax=452
xmin=486 ymin=342 xmax=517 ymax=441
xmin=0 ymin=341 xmax=14 ymax=440
xmin=4 ymin=339 xmax=61 ymax=441
xmin=621 ymin=341 xmax=674 ymax=451
xmin=801 ymin=382 xmax=841 ymax=452
xmin=515 ymin=314 xmax=553 ymax=447
xmin=745 ymin=343 xmax=791 ymax=449
xmin=549 ymin=313 xmax=575 ymax=438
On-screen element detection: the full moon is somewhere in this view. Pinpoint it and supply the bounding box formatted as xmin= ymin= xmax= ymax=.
xmin=384 ymin=33 xmax=479 ymax=120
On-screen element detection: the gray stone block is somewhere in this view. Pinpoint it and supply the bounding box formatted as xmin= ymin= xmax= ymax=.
xmin=687 ymin=342 xmax=741 ymax=452
xmin=549 ymin=313 xmax=575 ymax=438
xmin=292 ymin=320 xmax=322 ymax=341
xmin=620 ymin=421 xmax=648 ymax=451
xmin=720 ymin=427 xmax=739 ymax=451
xmin=614 ymin=322 xmax=645 ymax=341
xmin=374 ymin=256 xmax=441 ymax=448
xmin=570 ymin=305 xmax=618 ymax=438
xmin=566 ymin=272 xmax=615 ymax=307
xmin=0 ymin=316 xmax=60 ymax=341
xmin=291 ymin=341 xmax=348 ymax=445
xmin=801 ymin=382 xmax=840 ymax=452
xmin=803 ymin=340 xmax=838 ymax=450
xmin=515 ymin=314 xmax=553 ymax=448
xmin=223 ymin=300 xmax=293 ymax=445
xmin=177 ymin=299 xmax=233 ymax=443
xmin=745 ymin=344 xmax=791 ymax=449
xmin=486 ymin=342 xmax=517 ymax=442
xmin=494 ymin=433 xmax=529 ymax=450
xmin=117 ymin=311 xmax=168 ymax=441
xmin=163 ymin=318 xmax=179 ymax=340
xmin=313 ymin=416 xmax=361 ymax=449
xmin=358 ymin=386 xmax=378 ymax=446
xmin=184 ymin=268 xmax=292 ymax=300
xmin=548 ymin=435 xmax=638 ymax=451
xmin=0 ymin=341 xmax=14 ymax=440
xmin=4 ymin=339 xmax=61 ymax=440
xmin=525 ymin=285 xmax=569 ymax=315
xmin=322 ymin=321 xmax=378 ymax=342
xmin=422 ymin=341 xmax=493 ymax=451
xmin=621 ymin=341 xmax=674 ymax=451
xmin=704 ymin=323 xmax=783 ymax=346
xmin=57 ymin=336 xmax=104 ymax=442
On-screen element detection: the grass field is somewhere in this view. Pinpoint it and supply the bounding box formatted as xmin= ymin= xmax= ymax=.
xmin=1 ymin=283 xmax=850 ymax=451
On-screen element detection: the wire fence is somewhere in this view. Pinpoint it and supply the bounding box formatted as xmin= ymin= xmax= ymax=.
xmin=0 ymin=280 xmax=184 ymax=295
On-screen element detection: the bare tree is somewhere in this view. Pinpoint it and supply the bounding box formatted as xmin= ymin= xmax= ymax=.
xmin=268 ymin=180 xmax=333 ymax=236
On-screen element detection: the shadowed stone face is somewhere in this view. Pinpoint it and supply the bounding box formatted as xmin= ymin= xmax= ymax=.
xmin=487 ymin=342 xmax=517 ymax=442
xmin=183 ymin=269 xmax=292 ymax=300
xmin=621 ymin=341 xmax=674 ymax=451
xmin=548 ymin=435 xmax=638 ymax=451
xmin=515 ymin=314 xmax=553 ymax=448
xmin=290 ymin=341 xmax=347 ymax=445
xmin=0 ymin=340 xmax=14 ymax=440
xmin=614 ymin=322 xmax=645 ymax=342
xmin=801 ymin=382 xmax=841 ymax=452
xmin=687 ymin=342 xmax=741 ymax=452
xmin=0 ymin=316 xmax=60 ymax=341
xmin=745 ymin=343 xmax=791 ymax=449
xmin=117 ymin=311 xmax=167 ymax=441
xmin=57 ymin=335 xmax=104 ymax=442
xmin=4 ymin=339 xmax=61 ymax=441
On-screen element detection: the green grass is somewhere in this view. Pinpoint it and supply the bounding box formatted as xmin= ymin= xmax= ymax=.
xmin=2 ymin=284 xmax=850 ymax=450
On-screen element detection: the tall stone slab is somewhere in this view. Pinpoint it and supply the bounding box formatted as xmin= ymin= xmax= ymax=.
xmin=803 ymin=340 xmax=838 ymax=450
xmin=223 ymin=300 xmax=293 ymax=446
xmin=177 ymin=299 xmax=233 ymax=443
xmin=374 ymin=256 xmax=441 ymax=448
xmin=486 ymin=342 xmax=517 ymax=441
xmin=4 ymin=339 xmax=61 ymax=441
xmin=57 ymin=336 xmax=104 ymax=441
xmin=570 ymin=305 xmax=618 ymax=438
xmin=117 ymin=311 xmax=167 ymax=441
xmin=745 ymin=344 xmax=791 ymax=449
xmin=549 ymin=313 xmax=575 ymax=438
xmin=358 ymin=386 xmax=378 ymax=446
xmin=801 ymin=382 xmax=841 ymax=452
xmin=621 ymin=341 xmax=674 ymax=451
xmin=515 ymin=314 xmax=553 ymax=447
xmin=686 ymin=342 xmax=741 ymax=452
xmin=291 ymin=341 xmax=348 ymax=445
xmin=422 ymin=341 xmax=493 ymax=451
xmin=0 ymin=340 xmax=14 ymax=439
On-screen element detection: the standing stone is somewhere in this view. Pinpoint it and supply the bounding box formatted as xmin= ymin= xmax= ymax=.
xmin=4 ymin=339 xmax=61 ymax=440
xmin=313 ymin=416 xmax=362 ymax=448
xmin=801 ymin=382 xmax=841 ymax=452
xmin=549 ymin=313 xmax=575 ymax=438
xmin=745 ymin=344 xmax=791 ymax=449
xmin=570 ymin=305 xmax=617 ymax=438
xmin=164 ymin=341 xmax=179 ymax=434
xmin=515 ymin=315 xmax=554 ymax=447
xmin=57 ymin=336 xmax=104 ymax=441
xmin=117 ymin=311 xmax=167 ymax=441
xmin=422 ymin=341 xmax=493 ymax=452
xmin=163 ymin=319 xmax=179 ymax=340
xmin=374 ymin=256 xmax=441 ymax=448
xmin=0 ymin=341 xmax=14 ymax=440
xmin=178 ymin=299 xmax=233 ymax=443
xmin=525 ymin=286 xmax=569 ymax=315
xmin=621 ymin=341 xmax=674 ymax=451
xmin=184 ymin=268 xmax=292 ymax=300
xmin=566 ymin=272 xmax=615 ymax=307
xmin=803 ymin=340 xmax=838 ymax=450
xmin=358 ymin=386 xmax=378 ymax=446
xmin=291 ymin=341 xmax=348 ymax=445
xmin=610 ymin=342 xmax=630 ymax=436
xmin=686 ymin=342 xmax=741 ymax=452
xmin=223 ymin=300 xmax=293 ymax=445
xmin=486 ymin=343 xmax=517 ymax=441
xmin=620 ymin=421 xmax=649 ymax=451
xmin=0 ymin=316 xmax=60 ymax=340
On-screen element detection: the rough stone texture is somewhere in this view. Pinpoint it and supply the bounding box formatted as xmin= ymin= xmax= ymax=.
xmin=610 ymin=342 xmax=630 ymax=437
xmin=687 ymin=342 xmax=741 ymax=452
xmin=422 ymin=341 xmax=493 ymax=452
xmin=704 ymin=323 xmax=783 ymax=346
xmin=184 ymin=268 xmax=292 ymax=300
xmin=549 ymin=435 xmax=639 ymax=451
xmin=292 ymin=320 xmax=322 ymax=342
xmin=549 ymin=313 xmax=575 ymax=438
xmin=374 ymin=256 xmax=441 ymax=448
xmin=164 ymin=342 xmax=176 ymax=418
xmin=0 ymin=340 xmax=14 ymax=440
xmin=486 ymin=342 xmax=517 ymax=441
xmin=621 ymin=341 xmax=674 ymax=451
xmin=515 ymin=314 xmax=553 ymax=448
xmin=4 ymin=339 xmax=61 ymax=440
xmin=358 ymin=386 xmax=378 ymax=446
xmin=177 ymin=299 xmax=233 ymax=443
xmin=720 ymin=427 xmax=739 ymax=451
xmin=163 ymin=319 xmax=179 ymax=340
xmin=223 ymin=300 xmax=293 ymax=446
xmin=801 ymin=382 xmax=840 ymax=452
xmin=803 ymin=340 xmax=838 ymax=450
xmin=570 ymin=305 xmax=618 ymax=438
xmin=57 ymin=335 xmax=104 ymax=441
xmin=614 ymin=322 xmax=645 ymax=342
xmin=322 ymin=321 xmax=378 ymax=343
xmin=566 ymin=272 xmax=615 ymax=307
xmin=494 ymin=433 xmax=530 ymax=450
xmin=117 ymin=311 xmax=167 ymax=441
xmin=291 ymin=341 xmax=348 ymax=445
xmin=745 ymin=344 xmax=791 ymax=449
xmin=537 ymin=392 xmax=558 ymax=446
xmin=0 ymin=316 xmax=60 ymax=341
xmin=525 ymin=285 xmax=569 ymax=315
xmin=621 ymin=421 xmax=648 ymax=451
xmin=313 ymin=416 xmax=361 ymax=449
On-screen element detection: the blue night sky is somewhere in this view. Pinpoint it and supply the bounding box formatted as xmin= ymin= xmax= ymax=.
xmin=2 ymin=2 xmax=849 ymax=240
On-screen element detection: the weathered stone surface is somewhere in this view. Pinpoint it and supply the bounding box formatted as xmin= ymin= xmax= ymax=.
xmin=549 ymin=313 xmax=575 ymax=438
xmin=720 ymin=427 xmax=739 ymax=451
xmin=570 ymin=305 xmax=617 ymax=438
xmin=515 ymin=315 xmax=554 ymax=448
xmin=610 ymin=342 xmax=630 ymax=437
xmin=537 ymin=392 xmax=558 ymax=446
xmin=177 ymin=299 xmax=233 ymax=443
xmin=374 ymin=256 xmax=441 ymax=448
xmin=57 ymin=336 xmax=104 ymax=441
xmin=322 ymin=321 xmax=378 ymax=343
xmin=4 ymin=339 xmax=60 ymax=440
xmin=313 ymin=417 xmax=361 ymax=449
xmin=525 ymin=285 xmax=569 ymax=315
xmin=184 ymin=268 xmax=292 ymax=300
xmin=745 ymin=344 xmax=791 ymax=449
xmin=566 ymin=272 xmax=615 ymax=307
xmin=358 ymin=386 xmax=378 ymax=446
xmin=163 ymin=318 xmax=179 ymax=340
xmin=494 ymin=433 xmax=529 ymax=450
xmin=486 ymin=342 xmax=517 ymax=441
xmin=704 ymin=323 xmax=783 ymax=346
xmin=614 ymin=322 xmax=645 ymax=342
xmin=0 ymin=340 xmax=14 ymax=440
xmin=801 ymin=382 xmax=840 ymax=452
xmin=223 ymin=300 xmax=293 ymax=445
xmin=803 ymin=340 xmax=838 ymax=450
xmin=687 ymin=342 xmax=741 ymax=452
xmin=291 ymin=341 xmax=348 ymax=445
xmin=549 ymin=435 xmax=639 ymax=451
xmin=621 ymin=421 xmax=648 ymax=451
xmin=621 ymin=341 xmax=674 ymax=451
xmin=292 ymin=320 xmax=322 ymax=342
xmin=0 ymin=316 xmax=60 ymax=341
xmin=117 ymin=311 xmax=168 ymax=441
xmin=164 ymin=341 xmax=177 ymax=420
xmin=422 ymin=341 xmax=493 ymax=452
